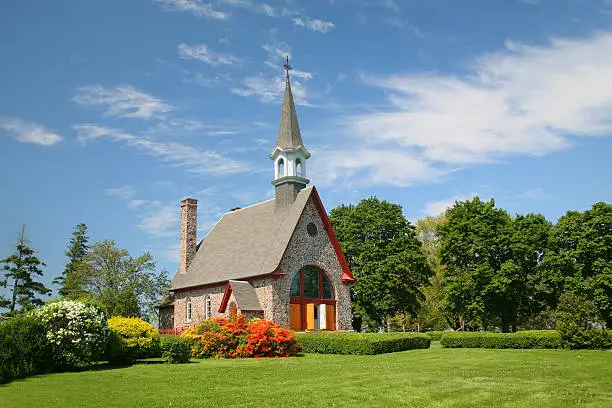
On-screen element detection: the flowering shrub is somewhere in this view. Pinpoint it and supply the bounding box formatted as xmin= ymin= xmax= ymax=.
xmin=33 ymin=300 xmax=108 ymax=369
xmin=181 ymin=315 xmax=299 ymax=359
xmin=106 ymin=317 xmax=160 ymax=363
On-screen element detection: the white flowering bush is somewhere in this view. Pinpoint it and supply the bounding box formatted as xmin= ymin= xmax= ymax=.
xmin=33 ymin=300 xmax=108 ymax=368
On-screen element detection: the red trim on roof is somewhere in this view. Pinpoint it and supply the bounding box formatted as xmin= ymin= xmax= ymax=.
xmin=311 ymin=187 xmax=356 ymax=284
xmin=218 ymin=281 xmax=233 ymax=313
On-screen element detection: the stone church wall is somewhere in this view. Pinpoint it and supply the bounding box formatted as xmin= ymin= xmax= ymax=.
xmin=172 ymin=278 xmax=273 ymax=328
xmin=271 ymin=196 xmax=353 ymax=331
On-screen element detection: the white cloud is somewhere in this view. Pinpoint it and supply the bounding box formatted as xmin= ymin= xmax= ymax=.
xmin=263 ymin=42 xmax=291 ymax=60
xmin=261 ymin=4 xmax=275 ymax=16
xmin=74 ymin=85 xmax=173 ymax=119
xmin=293 ymin=17 xmax=335 ymax=33
xmin=105 ymin=186 xmax=146 ymax=209
xmin=231 ymin=75 xmax=310 ymax=105
xmin=337 ymin=32 xmax=612 ymax=186
xmin=178 ymin=43 xmax=243 ymax=66
xmin=311 ymin=148 xmax=448 ymax=188
xmin=0 ymin=117 xmax=62 ymax=146
xmin=75 ymin=124 xmax=246 ymax=175
xmin=138 ymin=203 xmax=178 ymax=237
xmin=154 ymin=0 xmax=230 ymax=20
xmin=422 ymin=194 xmax=477 ymax=217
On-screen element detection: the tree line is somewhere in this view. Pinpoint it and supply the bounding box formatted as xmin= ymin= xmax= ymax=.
xmin=0 ymin=223 xmax=169 ymax=322
xmin=330 ymin=197 xmax=611 ymax=333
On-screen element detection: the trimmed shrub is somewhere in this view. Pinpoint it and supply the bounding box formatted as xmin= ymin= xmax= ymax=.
xmin=160 ymin=335 xmax=192 ymax=364
xmin=0 ymin=314 xmax=51 ymax=383
xmin=296 ymin=332 xmax=431 ymax=355
xmin=556 ymin=292 xmax=608 ymax=350
xmin=33 ymin=300 xmax=108 ymax=369
xmin=181 ymin=315 xmax=299 ymax=359
xmin=425 ymin=331 xmax=445 ymax=341
xmin=106 ymin=317 xmax=161 ymax=363
xmin=440 ymin=330 xmax=561 ymax=349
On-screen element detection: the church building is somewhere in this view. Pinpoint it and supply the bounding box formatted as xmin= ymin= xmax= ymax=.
xmin=161 ymin=60 xmax=355 ymax=331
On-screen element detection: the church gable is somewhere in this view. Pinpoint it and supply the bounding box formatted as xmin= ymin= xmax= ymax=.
xmin=271 ymin=192 xmax=354 ymax=330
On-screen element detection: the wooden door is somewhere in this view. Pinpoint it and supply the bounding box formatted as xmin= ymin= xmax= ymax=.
xmin=325 ymin=304 xmax=336 ymax=331
xmin=306 ymin=303 xmax=315 ymax=330
xmin=290 ymin=304 xmax=301 ymax=330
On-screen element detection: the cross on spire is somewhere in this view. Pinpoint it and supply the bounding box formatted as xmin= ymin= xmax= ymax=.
xmin=283 ymin=55 xmax=292 ymax=79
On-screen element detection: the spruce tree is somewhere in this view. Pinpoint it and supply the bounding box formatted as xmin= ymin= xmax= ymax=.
xmin=54 ymin=223 xmax=90 ymax=297
xmin=1 ymin=226 xmax=51 ymax=314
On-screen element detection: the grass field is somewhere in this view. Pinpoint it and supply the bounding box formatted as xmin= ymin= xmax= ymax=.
xmin=1 ymin=345 xmax=611 ymax=408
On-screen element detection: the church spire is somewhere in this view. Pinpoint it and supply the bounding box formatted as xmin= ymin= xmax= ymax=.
xmin=270 ymin=56 xmax=311 ymax=209
xmin=275 ymin=56 xmax=305 ymax=150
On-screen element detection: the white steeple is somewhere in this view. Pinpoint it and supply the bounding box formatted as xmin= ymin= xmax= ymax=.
xmin=270 ymin=56 xmax=310 ymax=190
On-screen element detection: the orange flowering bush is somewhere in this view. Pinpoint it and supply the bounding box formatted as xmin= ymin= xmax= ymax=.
xmin=181 ymin=315 xmax=299 ymax=359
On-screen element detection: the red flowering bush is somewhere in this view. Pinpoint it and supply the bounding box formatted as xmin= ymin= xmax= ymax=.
xmin=181 ymin=315 xmax=299 ymax=359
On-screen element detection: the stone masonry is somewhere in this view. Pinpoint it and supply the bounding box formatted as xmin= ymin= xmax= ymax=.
xmin=179 ymin=198 xmax=198 ymax=274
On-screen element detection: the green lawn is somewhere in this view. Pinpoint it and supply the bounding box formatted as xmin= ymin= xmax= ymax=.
xmin=1 ymin=346 xmax=611 ymax=408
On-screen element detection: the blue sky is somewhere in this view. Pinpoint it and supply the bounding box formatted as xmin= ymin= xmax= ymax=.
xmin=1 ymin=0 xmax=612 ymax=294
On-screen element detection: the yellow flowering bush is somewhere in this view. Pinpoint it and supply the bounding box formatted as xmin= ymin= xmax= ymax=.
xmin=106 ymin=317 xmax=160 ymax=363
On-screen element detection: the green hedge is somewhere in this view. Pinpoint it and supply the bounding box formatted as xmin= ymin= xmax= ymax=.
xmin=440 ymin=330 xmax=561 ymax=349
xmin=160 ymin=335 xmax=192 ymax=364
xmin=296 ymin=332 xmax=431 ymax=355
xmin=425 ymin=331 xmax=445 ymax=341
xmin=0 ymin=314 xmax=52 ymax=384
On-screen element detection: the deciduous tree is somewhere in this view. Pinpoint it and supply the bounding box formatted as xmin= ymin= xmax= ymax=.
xmin=71 ymin=240 xmax=170 ymax=320
xmin=543 ymin=202 xmax=612 ymax=327
xmin=330 ymin=198 xmax=431 ymax=332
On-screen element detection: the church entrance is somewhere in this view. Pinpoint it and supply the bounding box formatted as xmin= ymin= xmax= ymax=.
xmin=289 ymin=265 xmax=336 ymax=331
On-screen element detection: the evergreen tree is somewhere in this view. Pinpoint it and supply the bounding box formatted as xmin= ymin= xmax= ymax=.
xmin=1 ymin=226 xmax=51 ymax=314
xmin=53 ymin=223 xmax=90 ymax=297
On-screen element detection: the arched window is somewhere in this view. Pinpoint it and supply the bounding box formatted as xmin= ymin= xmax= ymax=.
xmin=205 ymin=295 xmax=211 ymax=320
xmin=277 ymin=158 xmax=285 ymax=178
xmin=289 ymin=266 xmax=335 ymax=331
xmin=229 ymin=301 xmax=238 ymax=317
xmin=186 ymin=297 xmax=192 ymax=322
xmin=296 ymin=159 xmax=303 ymax=177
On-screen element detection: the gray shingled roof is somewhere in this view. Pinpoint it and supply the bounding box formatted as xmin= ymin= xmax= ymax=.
xmin=171 ymin=186 xmax=314 ymax=290
xmin=275 ymin=77 xmax=304 ymax=150
xmin=229 ymin=280 xmax=263 ymax=311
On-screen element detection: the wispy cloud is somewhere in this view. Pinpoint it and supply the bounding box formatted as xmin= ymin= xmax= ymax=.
xmin=154 ymin=0 xmax=230 ymax=20
xmin=138 ymin=203 xmax=178 ymax=237
xmin=388 ymin=19 xmax=427 ymax=38
xmin=105 ymin=186 xmax=146 ymax=209
xmin=293 ymin=16 xmax=335 ymax=33
xmin=0 ymin=117 xmax=62 ymax=146
xmin=75 ymin=124 xmax=246 ymax=175
xmin=178 ymin=43 xmax=243 ymax=66
xmin=422 ymin=193 xmax=477 ymax=217
xmin=330 ymin=32 xmax=612 ymax=187
xmin=263 ymin=42 xmax=292 ymax=60
xmin=515 ymin=187 xmax=545 ymax=201
xmin=74 ymin=85 xmax=173 ymax=119
xmin=231 ymin=75 xmax=310 ymax=105
xmin=311 ymin=147 xmax=448 ymax=188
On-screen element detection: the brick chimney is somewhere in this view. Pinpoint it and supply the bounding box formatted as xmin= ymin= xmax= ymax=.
xmin=179 ymin=198 xmax=198 ymax=274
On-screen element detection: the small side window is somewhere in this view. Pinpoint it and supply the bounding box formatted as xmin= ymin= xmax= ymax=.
xmin=186 ymin=298 xmax=192 ymax=321
xmin=205 ymin=295 xmax=212 ymax=320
